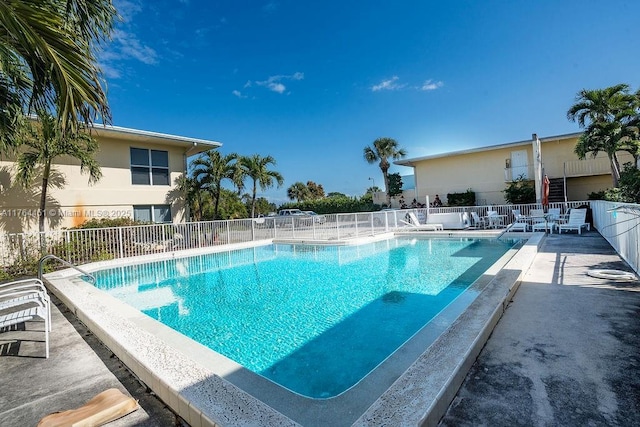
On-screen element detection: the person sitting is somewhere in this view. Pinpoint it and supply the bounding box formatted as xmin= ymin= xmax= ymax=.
xmin=433 ymin=195 xmax=443 ymax=207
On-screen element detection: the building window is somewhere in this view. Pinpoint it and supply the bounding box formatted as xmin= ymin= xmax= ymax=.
xmin=130 ymin=148 xmax=169 ymax=185
xmin=133 ymin=205 xmax=172 ymax=223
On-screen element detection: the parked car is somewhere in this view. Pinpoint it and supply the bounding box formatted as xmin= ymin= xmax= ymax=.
xmin=274 ymin=209 xmax=307 ymax=227
xmin=302 ymin=210 xmax=326 ymax=224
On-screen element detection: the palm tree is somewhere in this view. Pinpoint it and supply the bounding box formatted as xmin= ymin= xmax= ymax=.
xmin=363 ymin=137 xmax=407 ymax=206
xmin=567 ymin=84 xmax=637 ymax=186
xmin=168 ymin=175 xmax=203 ymax=221
xmin=191 ymin=150 xmax=241 ymax=219
xmin=16 ymin=112 xmax=101 ymax=233
xmin=287 ymin=182 xmax=309 ymax=202
xmin=0 ymin=0 xmax=116 ymax=145
xmin=239 ymin=154 xmax=283 ymax=218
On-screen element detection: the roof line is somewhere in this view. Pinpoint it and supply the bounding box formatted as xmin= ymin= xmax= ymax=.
xmin=92 ymin=123 xmax=222 ymax=147
xmin=396 ymin=131 xmax=582 ymax=165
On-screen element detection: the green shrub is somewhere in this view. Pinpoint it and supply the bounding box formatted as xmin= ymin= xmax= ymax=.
xmin=446 ymin=189 xmax=476 ymax=206
xmin=279 ymin=194 xmax=377 ymax=214
xmin=503 ymin=175 xmax=536 ymax=204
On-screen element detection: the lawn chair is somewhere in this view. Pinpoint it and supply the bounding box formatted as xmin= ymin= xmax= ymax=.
xmin=0 ymin=286 xmax=50 ymax=358
xmin=532 ymin=208 xmax=561 ymax=233
xmin=399 ymin=212 xmax=443 ymax=231
xmin=470 ymin=212 xmax=486 ymax=229
xmin=486 ymin=210 xmax=504 ymax=229
xmin=506 ymin=209 xmax=528 ymax=232
xmin=0 ymin=279 xmax=52 ymax=330
xmin=558 ymin=208 xmax=590 ymax=235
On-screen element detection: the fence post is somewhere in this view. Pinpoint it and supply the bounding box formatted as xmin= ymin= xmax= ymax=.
xmin=355 ymin=214 xmax=358 ymax=237
xmin=118 ymin=227 xmax=124 ymax=259
xmin=251 ymin=219 xmax=256 ymax=241
xmin=65 ymin=230 xmax=71 ymax=263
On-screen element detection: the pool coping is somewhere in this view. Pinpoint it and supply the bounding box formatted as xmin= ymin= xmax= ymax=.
xmin=44 ymin=232 xmax=542 ymax=427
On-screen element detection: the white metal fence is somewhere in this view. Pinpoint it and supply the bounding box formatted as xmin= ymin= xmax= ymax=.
xmin=0 ymin=201 xmax=597 ymax=271
xmin=0 ymin=210 xmax=408 ymax=268
xmin=591 ymin=200 xmax=640 ymax=274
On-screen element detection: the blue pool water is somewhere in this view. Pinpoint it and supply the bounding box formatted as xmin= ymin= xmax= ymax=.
xmin=93 ymin=237 xmax=518 ymax=398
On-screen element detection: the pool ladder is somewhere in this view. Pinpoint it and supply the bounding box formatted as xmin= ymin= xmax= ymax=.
xmin=38 ymin=254 xmax=97 ymax=284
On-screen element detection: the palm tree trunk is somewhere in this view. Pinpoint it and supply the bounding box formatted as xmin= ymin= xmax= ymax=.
xmin=382 ymin=170 xmax=390 ymax=207
xmin=38 ymin=160 xmax=51 ymax=252
xmin=251 ymin=180 xmax=257 ymax=218
xmin=213 ymin=189 xmax=221 ymax=219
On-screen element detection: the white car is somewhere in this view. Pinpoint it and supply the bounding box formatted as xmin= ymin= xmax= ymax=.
xmin=302 ymin=210 xmax=326 ymax=224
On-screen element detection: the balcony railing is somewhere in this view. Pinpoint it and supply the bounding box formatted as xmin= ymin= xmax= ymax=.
xmin=563 ymin=157 xmax=611 ymax=177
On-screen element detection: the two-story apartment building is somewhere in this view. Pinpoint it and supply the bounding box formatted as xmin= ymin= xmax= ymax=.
xmin=0 ymin=124 xmax=221 ymax=233
xmin=395 ymin=132 xmax=634 ymax=206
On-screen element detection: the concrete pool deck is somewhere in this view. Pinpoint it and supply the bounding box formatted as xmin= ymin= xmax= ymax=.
xmin=1 ymin=230 xmax=638 ymax=426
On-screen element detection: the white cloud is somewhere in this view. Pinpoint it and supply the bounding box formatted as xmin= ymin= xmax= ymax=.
xmin=99 ymin=62 xmax=121 ymax=79
xmin=111 ymin=29 xmax=158 ymax=65
xmin=421 ymin=79 xmax=443 ymax=91
xmin=232 ymin=90 xmax=247 ymax=98
xmin=113 ymin=0 xmax=142 ymax=22
xmin=100 ymin=2 xmax=158 ymax=79
xmin=371 ymin=76 xmax=405 ymax=92
xmin=253 ymin=72 xmax=304 ymax=94
xmin=263 ymin=2 xmax=278 ymax=12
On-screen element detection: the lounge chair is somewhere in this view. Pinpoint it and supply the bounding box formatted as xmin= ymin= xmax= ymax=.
xmin=506 ymin=209 xmax=528 ymax=232
xmin=486 ymin=210 xmax=505 ymax=229
xmin=470 ymin=212 xmax=486 ymax=229
xmin=558 ymin=208 xmax=590 ymax=235
xmin=532 ymin=208 xmax=561 ymax=233
xmin=0 ymin=279 xmax=51 ymax=329
xmin=0 ymin=296 xmax=49 ymax=358
xmin=399 ymin=212 xmax=443 ymax=231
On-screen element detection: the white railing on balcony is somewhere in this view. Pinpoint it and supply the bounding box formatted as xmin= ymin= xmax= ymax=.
xmin=0 ymin=202 xmax=591 ymax=270
xmin=564 ymin=157 xmax=611 ymax=177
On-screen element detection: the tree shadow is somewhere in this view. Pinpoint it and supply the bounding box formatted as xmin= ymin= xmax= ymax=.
xmin=0 ymin=166 xmax=65 ymax=233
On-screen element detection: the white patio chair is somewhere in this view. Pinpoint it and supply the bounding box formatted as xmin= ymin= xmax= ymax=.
xmin=0 ymin=279 xmax=51 ymax=329
xmin=0 ymin=296 xmax=50 ymax=358
xmin=506 ymin=209 xmax=528 ymax=232
xmin=532 ymin=208 xmax=561 ymax=233
xmin=398 ymin=212 xmax=443 ymax=231
xmin=486 ymin=210 xmax=504 ymax=229
xmin=470 ymin=212 xmax=486 ymax=229
xmin=558 ymin=209 xmax=590 ymax=235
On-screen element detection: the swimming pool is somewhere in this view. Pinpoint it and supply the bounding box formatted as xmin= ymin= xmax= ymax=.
xmin=92 ymin=236 xmax=519 ymax=399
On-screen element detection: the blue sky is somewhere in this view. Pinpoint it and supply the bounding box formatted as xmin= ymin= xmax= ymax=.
xmin=101 ymin=0 xmax=640 ymax=204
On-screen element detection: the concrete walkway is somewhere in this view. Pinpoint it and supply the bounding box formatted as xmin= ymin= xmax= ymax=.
xmin=0 ymin=293 xmax=181 ymax=426
xmin=440 ymin=231 xmax=640 ymax=426
xmin=1 ymin=231 xmax=638 ymax=426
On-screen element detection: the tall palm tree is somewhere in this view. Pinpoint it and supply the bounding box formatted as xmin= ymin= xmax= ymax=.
xmin=191 ymin=150 xmax=241 ymax=219
xmin=0 ymin=0 xmax=116 ymax=146
xmin=287 ymin=182 xmax=309 ymax=202
xmin=363 ymin=137 xmax=406 ymax=206
xmin=16 ymin=112 xmax=101 ymax=233
xmin=567 ymin=84 xmax=637 ymax=186
xmin=239 ymin=154 xmax=283 ymax=218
